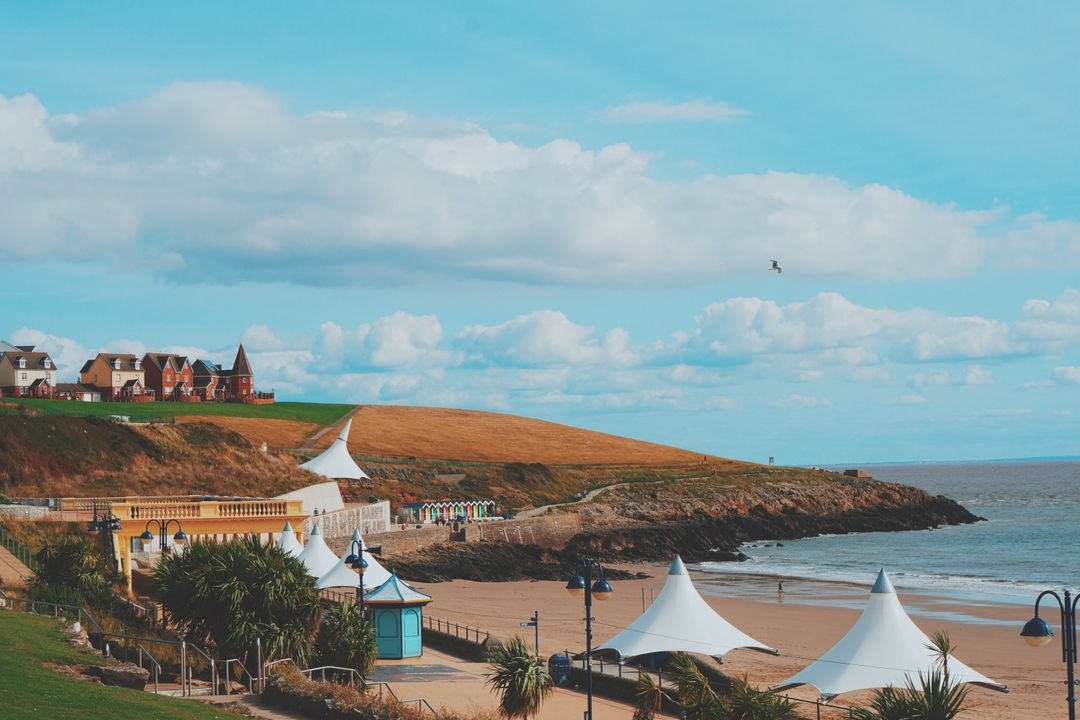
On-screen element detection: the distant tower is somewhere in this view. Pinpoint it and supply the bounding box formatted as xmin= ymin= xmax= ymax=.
xmin=768 ymin=456 xmax=775 ymax=466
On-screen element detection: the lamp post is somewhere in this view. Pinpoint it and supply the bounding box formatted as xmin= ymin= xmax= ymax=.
xmin=344 ymin=539 xmax=369 ymax=618
xmin=565 ymin=558 xmax=613 ymax=720
xmin=87 ymin=503 xmax=122 ymax=572
xmin=1021 ymin=589 xmax=1079 ymax=720
xmin=520 ymin=610 xmax=539 ymax=657
xmin=138 ymin=519 xmax=188 ymax=554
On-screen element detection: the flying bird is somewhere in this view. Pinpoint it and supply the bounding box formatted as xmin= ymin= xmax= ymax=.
xmin=770 ymin=259 xmax=783 ymax=274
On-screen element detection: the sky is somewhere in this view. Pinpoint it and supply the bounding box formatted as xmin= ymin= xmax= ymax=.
xmin=2 ymin=2 xmax=1079 ymax=464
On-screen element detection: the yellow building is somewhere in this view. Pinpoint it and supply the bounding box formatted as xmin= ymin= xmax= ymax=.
xmin=79 ymin=353 xmax=151 ymax=401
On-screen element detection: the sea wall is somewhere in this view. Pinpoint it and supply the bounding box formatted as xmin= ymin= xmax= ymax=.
xmin=308 ymin=500 xmax=391 ymax=539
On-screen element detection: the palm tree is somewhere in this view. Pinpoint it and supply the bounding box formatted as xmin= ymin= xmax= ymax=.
xmin=485 ymin=636 xmax=553 ymax=720
xmin=925 ymin=630 xmax=957 ymax=676
xmin=315 ymin=601 xmax=378 ymax=677
xmin=853 ymin=669 xmax=969 ymax=720
xmin=722 ymin=676 xmax=802 ymax=720
xmin=155 ymin=535 xmax=321 ymax=668
xmin=632 ymin=671 xmax=667 ymax=720
xmin=667 ymin=653 xmax=723 ymax=720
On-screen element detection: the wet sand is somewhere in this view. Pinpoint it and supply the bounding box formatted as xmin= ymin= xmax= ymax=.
xmin=410 ymin=565 xmax=1065 ymax=720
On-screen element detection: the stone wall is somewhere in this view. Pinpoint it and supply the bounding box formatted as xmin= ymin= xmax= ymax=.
xmin=307 ymin=500 xmax=390 ymax=539
xmin=468 ymin=513 xmax=581 ymax=548
xmin=350 ymin=524 xmax=452 ymax=556
xmin=0 ymin=504 xmax=49 ymax=519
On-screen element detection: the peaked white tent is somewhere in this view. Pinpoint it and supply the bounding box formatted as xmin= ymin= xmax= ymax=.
xmin=774 ymin=570 xmax=1008 ymax=699
xmin=316 ymin=528 xmax=393 ymax=590
xmin=300 ymin=419 xmax=370 ymax=481
xmin=296 ymin=524 xmax=338 ymax=578
xmin=595 ymin=556 xmax=775 ymax=661
xmin=277 ymin=521 xmax=303 ymax=558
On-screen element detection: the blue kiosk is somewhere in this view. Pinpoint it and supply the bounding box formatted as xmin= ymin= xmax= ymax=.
xmin=365 ymin=571 xmax=433 ymax=659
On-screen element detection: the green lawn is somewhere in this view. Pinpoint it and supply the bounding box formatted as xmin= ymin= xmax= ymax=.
xmin=6 ymin=398 xmax=355 ymax=426
xmin=0 ymin=610 xmax=245 ymax=720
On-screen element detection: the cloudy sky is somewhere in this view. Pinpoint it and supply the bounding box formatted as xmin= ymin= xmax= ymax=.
xmin=3 ymin=2 xmax=1079 ymax=463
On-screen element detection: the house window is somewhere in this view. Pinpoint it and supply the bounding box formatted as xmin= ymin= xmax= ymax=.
xmin=20 ymin=373 xmax=27 ymax=381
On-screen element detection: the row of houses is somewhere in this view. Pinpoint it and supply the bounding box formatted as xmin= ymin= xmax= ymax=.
xmin=0 ymin=341 xmax=273 ymax=404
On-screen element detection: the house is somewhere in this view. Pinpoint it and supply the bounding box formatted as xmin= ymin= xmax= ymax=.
xmin=141 ymin=353 xmax=196 ymax=401
xmin=79 ymin=353 xmax=153 ymax=401
xmin=192 ymin=359 xmax=223 ymax=401
xmin=219 ymin=344 xmax=255 ymax=401
xmin=55 ymin=383 xmax=102 ymax=402
xmin=0 ymin=344 xmax=58 ymax=398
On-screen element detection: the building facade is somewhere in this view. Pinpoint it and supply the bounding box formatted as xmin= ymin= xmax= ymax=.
xmin=79 ymin=353 xmax=152 ymax=401
xmin=0 ymin=345 xmax=58 ymax=398
xmin=141 ymin=353 xmax=196 ymax=401
xmin=404 ymin=499 xmax=498 ymax=524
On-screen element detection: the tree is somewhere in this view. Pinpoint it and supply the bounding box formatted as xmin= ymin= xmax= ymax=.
xmin=314 ymin=601 xmax=378 ymax=677
xmin=925 ymin=630 xmax=957 ymax=676
xmin=30 ymin=533 xmax=122 ymax=609
xmin=155 ymin=536 xmax=321 ymax=667
xmin=665 ymin=655 xmax=804 ymax=720
xmin=632 ymin=671 xmax=667 ymax=720
xmin=852 ymin=669 xmax=969 ymax=720
xmin=485 ymin=636 xmax=553 ymax=719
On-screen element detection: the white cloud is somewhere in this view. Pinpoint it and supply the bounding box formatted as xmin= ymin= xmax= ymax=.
xmin=319 ymin=312 xmax=448 ymax=370
xmin=910 ymin=364 xmax=992 ymax=388
xmin=773 ymin=394 xmax=830 ymax=409
xmin=458 ymin=311 xmax=639 ymax=367
xmin=598 ymin=99 xmax=747 ymax=123
xmin=1054 ymin=366 xmax=1080 ymax=384
xmin=8 ymin=327 xmax=90 ymax=378
xmin=0 ymin=84 xmax=997 ymax=285
xmin=241 ymin=324 xmax=289 ymax=352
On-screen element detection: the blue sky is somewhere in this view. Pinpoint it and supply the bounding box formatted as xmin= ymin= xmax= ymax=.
xmin=2 ymin=2 xmax=1079 ymax=463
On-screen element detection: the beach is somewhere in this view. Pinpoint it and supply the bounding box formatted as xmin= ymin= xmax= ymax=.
xmin=411 ymin=565 xmax=1064 ymax=720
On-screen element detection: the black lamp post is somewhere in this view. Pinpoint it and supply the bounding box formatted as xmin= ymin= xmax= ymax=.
xmin=344 ymin=539 xmax=369 ymax=618
xmin=87 ymin=502 xmax=122 ymax=572
xmin=565 ymin=558 xmax=613 ymax=720
xmin=1021 ymin=589 xmax=1079 ymax=720
xmin=138 ymin=519 xmax=188 ymax=554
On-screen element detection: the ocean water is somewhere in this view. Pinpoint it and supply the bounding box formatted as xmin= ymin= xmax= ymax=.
xmin=698 ymin=460 xmax=1080 ymax=605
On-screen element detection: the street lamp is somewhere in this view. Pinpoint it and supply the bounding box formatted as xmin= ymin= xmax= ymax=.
xmin=565 ymin=558 xmax=613 ymax=720
xmin=344 ymin=539 xmax=369 ymax=618
xmin=1022 ymin=589 xmax=1079 ymax=720
xmin=87 ymin=502 xmax=122 ymax=572
xmin=138 ymin=519 xmax=188 ymax=554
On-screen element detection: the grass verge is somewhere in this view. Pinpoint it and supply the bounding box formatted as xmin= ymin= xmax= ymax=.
xmin=6 ymin=398 xmax=354 ymax=426
xmin=0 ymin=610 xmax=244 ymax=720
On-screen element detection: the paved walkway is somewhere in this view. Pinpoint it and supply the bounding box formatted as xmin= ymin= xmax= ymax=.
xmin=298 ymin=405 xmax=363 ymax=449
xmin=0 ymin=543 xmax=32 ymax=586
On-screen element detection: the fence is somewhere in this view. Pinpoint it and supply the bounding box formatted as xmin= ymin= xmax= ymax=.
xmin=0 ymin=523 xmax=37 ymax=572
xmin=425 ymin=614 xmax=491 ymax=644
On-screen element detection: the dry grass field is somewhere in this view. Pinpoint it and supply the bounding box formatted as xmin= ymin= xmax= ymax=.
xmin=314 ymin=405 xmax=716 ymax=465
xmin=174 ymin=415 xmax=318 ymax=448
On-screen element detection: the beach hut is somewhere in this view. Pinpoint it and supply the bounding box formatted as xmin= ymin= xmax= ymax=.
xmin=296 ymin=524 xmax=338 ymax=578
xmin=364 ymin=571 xmax=433 ymax=659
xmin=595 ymin=555 xmax=775 ymax=662
xmin=299 ymin=419 xmax=370 ymax=480
xmin=773 ymin=569 xmax=1008 ymax=700
xmin=316 ymin=528 xmax=392 ymax=590
xmin=276 ymin=521 xmax=303 ymax=558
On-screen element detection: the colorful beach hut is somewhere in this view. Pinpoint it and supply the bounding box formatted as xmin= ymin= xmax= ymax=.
xmin=364 ymin=571 xmax=433 ymax=659
xmin=595 ymin=555 xmax=775 ymax=662
xmin=773 ymin=569 xmax=1008 ymax=700
xmin=300 ymin=419 xmax=370 ymax=480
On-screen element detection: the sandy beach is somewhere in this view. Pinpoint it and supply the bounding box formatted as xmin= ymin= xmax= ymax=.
xmin=410 ymin=565 xmax=1065 ymax=720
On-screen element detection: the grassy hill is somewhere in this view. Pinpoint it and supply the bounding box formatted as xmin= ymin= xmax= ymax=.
xmin=6 ymin=398 xmax=353 ymax=425
xmin=0 ymin=612 xmax=244 ymax=720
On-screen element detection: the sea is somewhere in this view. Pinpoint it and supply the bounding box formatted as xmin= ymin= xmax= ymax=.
xmin=697 ymin=459 xmax=1080 ymax=608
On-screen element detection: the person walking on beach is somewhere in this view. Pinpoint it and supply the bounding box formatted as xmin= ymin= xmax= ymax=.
xmin=777 ymin=580 xmax=784 ymax=602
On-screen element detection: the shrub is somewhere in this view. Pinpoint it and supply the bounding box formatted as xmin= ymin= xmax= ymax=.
xmin=485 ymin=636 xmax=553 ymax=720
xmin=315 ymin=601 xmax=378 ymax=677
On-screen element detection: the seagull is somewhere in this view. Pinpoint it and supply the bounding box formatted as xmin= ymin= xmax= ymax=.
xmin=770 ymin=259 xmax=783 ymax=274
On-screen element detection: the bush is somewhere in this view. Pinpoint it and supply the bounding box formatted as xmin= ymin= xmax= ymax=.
xmin=315 ymin=601 xmax=378 ymax=677
xmin=266 ymin=664 xmax=431 ymax=720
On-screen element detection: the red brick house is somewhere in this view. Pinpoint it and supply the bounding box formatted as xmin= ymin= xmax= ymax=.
xmin=140 ymin=353 xmax=196 ymax=401
xmin=207 ymin=345 xmax=273 ymax=403
xmin=192 ymin=359 xmax=223 ymax=401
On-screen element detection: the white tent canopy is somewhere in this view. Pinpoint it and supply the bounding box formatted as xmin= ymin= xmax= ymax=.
xmin=774 ymin=570 xmax=1008 ymax=699
xmin=300 ymin=419 xmax=370 ymax=481
xmin=595 ymin=556 xmax=775 ymax=661
xmin=316 ymin=528 xmax=392 ymax=590
xmin=277 ymin=521 xmax=303 ymax=558
xmin=296 ymin=524 xmax=338 ymax=578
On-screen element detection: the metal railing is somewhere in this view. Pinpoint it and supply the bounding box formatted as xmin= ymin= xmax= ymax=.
xmin=425 ymin=614 xmax=491 ymax=644
xmin=300 ymin=665 xmax=362 ymax=686
xmin=136 ymin=643 xmax=162 ymax=694
xmin=0 ymin=523 xmax=37 ymax=572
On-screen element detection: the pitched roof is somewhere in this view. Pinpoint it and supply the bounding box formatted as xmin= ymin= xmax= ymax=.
xmin=1 ymin=351 xmax=56 ymax=371
xmin=0 ymin=340 xmax=19 ymax=353
xmin=143 ymin=353 xmax=191 ymax=372
xmin=91 ymin=353 xmax=143 ymax=372
xmin=774 ymin=569 xmax=1006 ymax=699
xmin=363 ymin=571 xmax=432 ymax=605
xmin=596 ymin=556 xmax=774 ymax=661
xmin=55 ymin=383 xmax=99 ymax=395
xmin=231 ymin=344 xmax=253 ymax=376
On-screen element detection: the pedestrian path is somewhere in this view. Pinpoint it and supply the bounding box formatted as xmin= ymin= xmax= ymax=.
xmin=0 ymin=543 xmax=32 ymax=586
